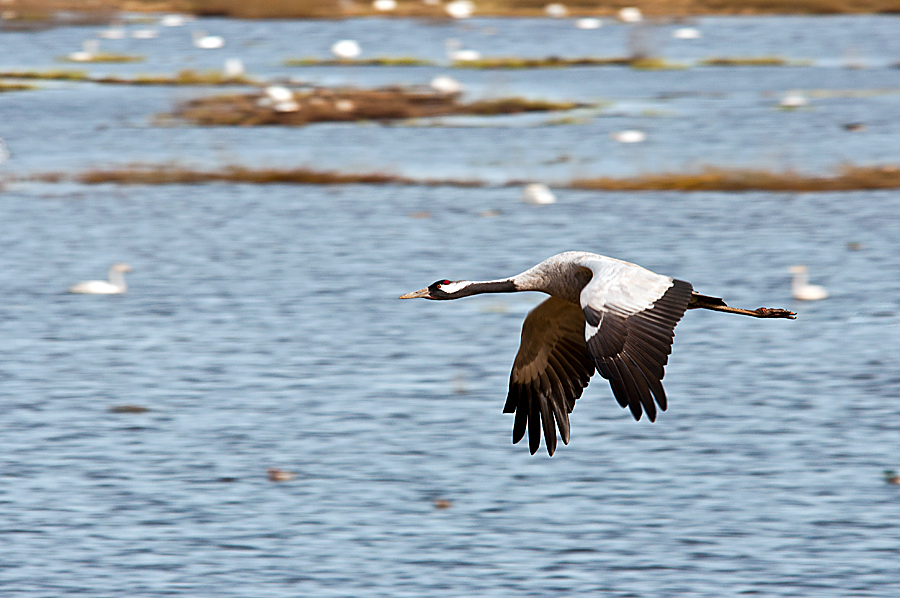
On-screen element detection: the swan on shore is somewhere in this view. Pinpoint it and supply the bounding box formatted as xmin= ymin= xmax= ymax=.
xmin=618 ymin=7 xmax=643 ymax=23
xmin=161 ymin=14 xmax=187 ymax=27
xmin=575 ymin=17 xmax=602 ymax=29
xmin=69 ymin=263 xmax=132 ymax=295
xmin=545 ymin=3 xmax=568 ymax=18
xmin=446 ymin=0 xmax=475 ymax=19
xmin=430 ymin=75 xmax=463 ymax=94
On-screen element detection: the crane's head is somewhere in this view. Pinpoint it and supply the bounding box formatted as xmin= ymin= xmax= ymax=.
xmin=399 ymin=279 xmax=472 ymax=300
xmin=111 ymin=263 xmax=133 ymax=273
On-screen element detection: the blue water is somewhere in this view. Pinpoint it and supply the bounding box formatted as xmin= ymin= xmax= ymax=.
xmin=1 ymin=14 xmax=900 ymax=598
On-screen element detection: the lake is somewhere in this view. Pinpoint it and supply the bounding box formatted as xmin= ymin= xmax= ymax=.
xmin=1 ymin=13 xmax=899 ymax=597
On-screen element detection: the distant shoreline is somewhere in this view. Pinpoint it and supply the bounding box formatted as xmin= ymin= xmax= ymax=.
xmin=8 ymin=0 xmax=900 ymax=22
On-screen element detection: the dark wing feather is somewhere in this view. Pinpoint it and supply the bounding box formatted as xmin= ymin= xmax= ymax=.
xmin=584 ymin=279 xmax=693 ymax=421
xmin=505 ymin=297 xmax=595 ymax=456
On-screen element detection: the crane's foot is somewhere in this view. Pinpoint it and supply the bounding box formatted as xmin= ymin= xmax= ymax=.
xmin=753 ymin=307 xmax=796 ymax=319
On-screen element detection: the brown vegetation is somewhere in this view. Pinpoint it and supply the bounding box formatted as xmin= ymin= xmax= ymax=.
xmin=283 ymin=57 xmax=432 ymax=68
xmin=0 ymin=68 xmax=255 ymax=85
xmin=284 ymin=56 xmax=692 ymax=70
xmin=74 ymin=165 xmax=407 ymax=185
xmin=173 ymin=87 xmax=584 ymax=127
xmin=0 ymin=81 xmax=36 ymax=91
xmin=125 ymin=0 xmax=900 ymax=17
xmin=570 ymin=165 xmax=900 ymax=192
xmin=58 ymin=52 xmax=145 ymax=63
xmin=3 ymin=0 xmax=898 ymax=24
xmin=451 ymin=56 xmax=684 ymax=69
xmin=699 ymin=56 xmax=802 ymax=67
xmin=0 ymin=69 xmax=89 ymax=81
xmin=97 ymin=69 xmax=256 ymax=85
xmin=36 ymin=164 xmax=480 ymax=186
xmin=186 ymin=0 xmax=900 ymax=17
xmin=26 ymin=163 xmax=900 ymax=192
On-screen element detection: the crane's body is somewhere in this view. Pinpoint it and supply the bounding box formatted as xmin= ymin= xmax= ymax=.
xmin=400 ymin=251 xmax=794 ymax=456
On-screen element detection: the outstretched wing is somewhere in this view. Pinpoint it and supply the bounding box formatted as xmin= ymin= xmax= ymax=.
xmin=504 ymin=297 xmax=595 ymax=456
xmin=576 ymin=256 xmax=693 ymax=422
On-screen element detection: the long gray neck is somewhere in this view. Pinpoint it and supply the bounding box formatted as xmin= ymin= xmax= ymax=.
xmin=108 ymin=269 xmax=127 ymax=289
xmin=511 ymin=261 xmax=591 ymax=304
xmin=462 ymin=279 xmax=517 ymax=297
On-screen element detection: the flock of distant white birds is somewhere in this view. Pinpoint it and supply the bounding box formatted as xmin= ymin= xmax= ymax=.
xmin=68 ymin=3 xmax=720 ymax=141
xmin=68 ymin=12 xmax=222 ymax=62
xmin=64 ymin=4 xmax=829 ymax=303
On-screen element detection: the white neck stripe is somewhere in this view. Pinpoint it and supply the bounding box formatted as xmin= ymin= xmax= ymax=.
xmin=440 ymin=281 xmax=469 ymax=294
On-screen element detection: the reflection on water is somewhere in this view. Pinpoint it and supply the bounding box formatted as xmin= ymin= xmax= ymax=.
xmin=1 ymin=14 xmax=900 ymax=598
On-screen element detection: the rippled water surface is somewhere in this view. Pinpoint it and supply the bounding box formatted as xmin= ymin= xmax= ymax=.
xmin=1 ymin=14 xmax=900 ymax=598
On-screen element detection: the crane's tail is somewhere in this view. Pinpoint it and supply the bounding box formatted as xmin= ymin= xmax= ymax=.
xmin=688 ymin=292 xmax=796 ymax=319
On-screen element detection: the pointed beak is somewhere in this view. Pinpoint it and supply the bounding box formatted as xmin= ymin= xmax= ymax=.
xmin=399 ymin=287 xmax=431 ymax=299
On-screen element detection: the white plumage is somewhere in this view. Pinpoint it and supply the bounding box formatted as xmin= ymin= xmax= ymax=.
xmin=69 ymin=263 xmax=132 ymax=295
xmin=69 ymin=39 xmax=100 ymax=62
xmin=673 ymin=27 xmax=701 ymax=40
xmin=445 ymin=0 xmax=475 ymax=19
xmin=98 ymin=26 xmax=125 ymax=40
xmin=264 ymin=85 xmax=294 ymax=102
xmin=574 ymin=17 xmax=602 ymax=29
xmin=192 ymin=31 xmax=224 ymax=49
xmin=618 ymin=7 xmax=643 ymax=22
xmin=779 ymin=91 xmax=809 ymax=108
xmin=131 ymin=29 xmax=159 ymax=39
xmin=223 ymin=58 xmax=245 ymax=78
xmin=331 ymin=39 xmax=361 ymax=59
xmin=521 ymin=183 xmax=556 ymax=205
xmin=544 ymin=3 xmax=568 ymax=17
xmin=790 ymin=265 xmax=828 ymax=301
xmin=430 ymin=75 xmax=463 ymax=95
xmin=401 ymin=252 xmax=794 ymax=455
xmin=611 ymin=130 xmax=646 ymax=143
xmin=161 ymin=14 xmax=187 ymax=27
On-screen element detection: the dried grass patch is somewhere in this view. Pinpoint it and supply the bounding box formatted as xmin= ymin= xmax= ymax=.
xmin=5 ymin=0 xmax=900 ymax=23
xmin=43 ymin=164 xmax=481 ymax=187
xmin=173 ymin=87 xmax=584 ymax=126
xmin=26 ymin=164 xmax=900 ymax=192
xmin=59 ymin=52 xmax=145 ymax=63
xmin=570 ymin=165 xmax=900 ymax=192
